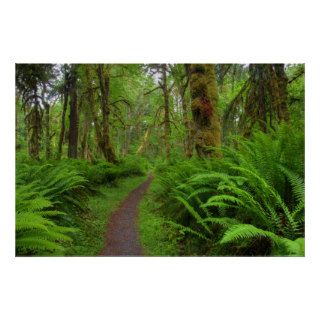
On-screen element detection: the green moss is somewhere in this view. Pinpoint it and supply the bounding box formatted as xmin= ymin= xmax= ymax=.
xmin=189 ymin=64 xmax=221 ymax=156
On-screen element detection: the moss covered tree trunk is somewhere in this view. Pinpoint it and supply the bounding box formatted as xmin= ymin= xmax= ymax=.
xmin=97 ymin=64 xmax=116 ymax=163
xmin=41 ymin=82 xmax=51 ymax=160
xmin=273 ymin=64 xmax=289 ymax=122
xmin=44 ymin=103 xmax=51 ymax=159
xmin=161 ymin=64 xmax=171 ymax=160
xmin=189 ymin=64 xmax=221 ymax=157
xmin=80 ymin=101 xmax=91 ymax=160
xmin=243 ymin=64 xmax=289 ymax=137
xmin=68 ymin=65 xmax=78 ymax=159
xmin=27 ymin=102 xmax=41 ymax=160
xmin=84 ymin=65 xmax=103 ymax=157
xmin=57 ymin=67 xmax=69 ymax=159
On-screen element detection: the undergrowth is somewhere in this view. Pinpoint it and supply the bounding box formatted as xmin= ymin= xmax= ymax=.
xmin=152 ymin=124 xmax=305 ymax=256
xmin=16 ymin=156 xmax=147 ymax=256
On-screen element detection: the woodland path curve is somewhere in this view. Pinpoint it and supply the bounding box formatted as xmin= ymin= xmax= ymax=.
xmin=100 ymin=175 xmax=153 ymax=256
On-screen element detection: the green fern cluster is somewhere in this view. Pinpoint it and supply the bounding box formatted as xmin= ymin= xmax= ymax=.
xmin=153 ymin=124 xmax=305 ymax=256
xmin=17 ymin=162 xmax=90 ymax=214
xmin=16 ymin=162 xmax=90 ymax=256
xmin=16 ymin=183 xmax=77 ymax=255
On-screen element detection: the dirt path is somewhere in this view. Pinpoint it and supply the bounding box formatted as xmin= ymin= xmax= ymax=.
xmin=100 ymin=175 xmax=153 ymax=256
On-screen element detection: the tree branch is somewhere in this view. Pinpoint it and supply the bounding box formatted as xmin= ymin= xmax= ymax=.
xmin=144 ymin=86 xmax=161 ymax=95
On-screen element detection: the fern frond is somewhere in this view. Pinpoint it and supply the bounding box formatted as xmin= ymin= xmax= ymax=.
xmin=203 ymin=217 xmax=239 ymax=228
xmin=175 ymin=196 xmax=212 ymax=235
xmin=166 ymin=221 xmax=210 ymax=241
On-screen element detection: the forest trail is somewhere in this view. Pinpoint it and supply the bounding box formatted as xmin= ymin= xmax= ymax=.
xmin=100 ymin=175 xmax=153 ymax=256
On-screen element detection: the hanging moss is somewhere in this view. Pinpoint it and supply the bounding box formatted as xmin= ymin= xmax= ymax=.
xmin=240 ymin=64 xmax=289 ymax=136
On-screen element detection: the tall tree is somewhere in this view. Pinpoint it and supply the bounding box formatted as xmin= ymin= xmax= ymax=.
xmin=97 ymin=64 xmax=116 ymax=163
xmin=272 ymin=64 xmax=289 ymax=122
xmin=144 ymin=64 xmax=172 ymax=160
xmin=223 ymin=64 xmax=290 ymax=138
xmin=16 ymin=64 xmax=53 ymax=160
xmin=188 ymin=64 xmax=221 ymax=157
xmin=57 ymin=64 xmax=70 ymax=159
xmin=243 ymin=64 xmax=289 ymax=136
xmin=68 ymin=64 xmax=79 ymax=158
xmin=172 ymin=64 xmax=193 ymax=157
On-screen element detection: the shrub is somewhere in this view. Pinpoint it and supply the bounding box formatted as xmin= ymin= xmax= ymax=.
xmin=86 ymin=161 xmax=120 ymax=186
xmin=117 ymin=155 xmax=148 ymax=177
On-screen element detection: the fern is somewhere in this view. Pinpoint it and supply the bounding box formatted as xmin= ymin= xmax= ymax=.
xmin=175 ymin=196 xmax=212 ymax=235
xmin=152 ymin=125 xmax=304 ymax=256
xmin=16 ymin=187 xmax=77 ymax=256
xmin=203 ymin=217 xmax=239 ymax=228
xmin=220 ymin=224 xmax=304 ymax=256
xmin=16 ymin=162 xmax=87 ymax=256
xmin=166 ymin=221 xmax=210 ymax=241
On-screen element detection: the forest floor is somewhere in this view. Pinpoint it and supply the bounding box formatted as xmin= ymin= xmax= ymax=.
xmin=100 ymin=175 xmax=153 ymax=256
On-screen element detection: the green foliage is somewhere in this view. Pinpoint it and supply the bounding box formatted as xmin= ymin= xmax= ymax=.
xmin=86 ymin=161 xmax=120 ymax=186
xmin=117 ymin=155 xmax=148 ymax=177
xmin=16 ymin=161 xmax=90 ymax=215
xmin=16 ymin=182 xmax=77 ymax=256
xmin=86 ymin=156 xmax=146 ymax=186
xmin=16 ymin=161 xmax=90 ymax=256
xmin=152 ymin=125 xmax=304 ymax=256
xmin=15 ymin=155 xmax=147 ymax=256
xmin=220 ymin=224 xmax=304 ymax=256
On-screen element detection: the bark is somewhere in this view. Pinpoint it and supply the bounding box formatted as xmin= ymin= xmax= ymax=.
xmin=97 ymin=64 xmax=116 ymax=163
xmin=179 ymin=67 xmax=193 ymax=158
xmin=181 ymin=94 xmax=193 ymax=158
xmin=27 ymin=85 xmax=42 ymax=160
xmin=85 ymin=65 xmax=103 ymax=156
xmin=68 ymin=65 xmax=78 ymax=159
xmin=273 ymin=64 xmax=289 ymax=122
xmin=57 ymin=69 xmax=69 ymax=159
xmin=161 ymin=64 xmax=171 ymax=160
xmin=27 ymin=104 xmax=41 ymax=160
xmin=80 ymin=100 xmax=91 ymax=160
xmin=189 ymin=64 xmax=221 ymax=157
xmin=44 ymin=102 xmax=51 ymax=159
xmin=243 ymin=64 xmax=289 ymax=137
xmin=41 ymin=82 xmax=51 ymax=160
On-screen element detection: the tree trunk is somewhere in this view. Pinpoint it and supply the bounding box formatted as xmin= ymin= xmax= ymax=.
xmin=85 ymin=65 xmax=103 ymax=157
xmin=136 ymin=127 xmax=151 ymax=155
xmin=44 ymin=103 xmax=51 ymax=159
xmin=28 ymin=108 xmax=41 ymax=160
xmin=57 ymin=68 xmax=69 ymax=159
xmin=189 ymin=64 xmax=221 ymax=157
xmin=179 ymin=69 xmax=193 ymax=158
xmin=161 ymin=64 xmax=171 ymax=160
xmin=97 ymin=64 xmax=116 ymax=163
xmin=27 ymin=87 xmax=41 ymax=160
xmin=68 ymin=65 xmax=78 ymax=159
xmin=80 ymin=99 xmax=92 ymax=160
xmin=273 ymin=64 xmax=289 ymax=122
xmin=243 ymin=64 xmax=289 ymax=137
